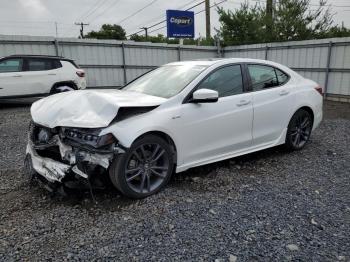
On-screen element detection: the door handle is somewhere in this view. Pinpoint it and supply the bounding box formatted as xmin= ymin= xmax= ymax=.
xmin=279 ymin=90 xmax=289 ymax=96
xmin=12 ymin=75 xmax=22 ymax=77
xmin=236 ymin=100 xmax=251 ymax=106
xmin=48 ymin=73 xmax=56 ymax=76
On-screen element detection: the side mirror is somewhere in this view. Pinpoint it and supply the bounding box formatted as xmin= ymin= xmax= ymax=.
xmin=191 ymin=89 xmax=219 ymax=103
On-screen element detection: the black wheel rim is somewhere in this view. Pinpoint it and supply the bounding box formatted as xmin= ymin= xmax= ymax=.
xmin=125 ymin=143 xmax=169 ymax=194
xmin=290 ymin=113 xmax=312 ymax=148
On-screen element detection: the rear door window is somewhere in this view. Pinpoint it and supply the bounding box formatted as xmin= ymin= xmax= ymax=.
xmin=27 ymin=58 xmax=56 ymax=71
xmin=247 ymin=64 xmax=290 ymax=91
xmin=0 ymin=58 xmax=23 ymax=73
xmin=275 ymin=68 xmax=289 ymax=85
xmin=247 ymin=64 xmax=279 ymax=91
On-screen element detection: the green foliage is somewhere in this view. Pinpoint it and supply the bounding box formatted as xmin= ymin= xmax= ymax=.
xmin=217 ymin=0 xmax=349 ymax=46
xmin=217 ymin=3 xmax=265 ymax=45
xmin=129 ymin=34 xmax=176 ymax=44
xmin=85 ymin=24 xmax=126 ymax=40
xmin=272 ymin=0 xmax=333 ymax=41
xmin=129 ymin=34 xmax=215 ymax=46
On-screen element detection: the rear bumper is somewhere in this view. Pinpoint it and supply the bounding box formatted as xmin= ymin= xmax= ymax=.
xmin=312 ymin=98 xmax=323 ymax=130
xmin=313 ymin=109 xmax=323 ymax=130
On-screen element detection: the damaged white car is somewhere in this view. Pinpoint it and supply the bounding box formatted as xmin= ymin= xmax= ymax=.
xmin=25 ymin=58 xmax=323 ymax=198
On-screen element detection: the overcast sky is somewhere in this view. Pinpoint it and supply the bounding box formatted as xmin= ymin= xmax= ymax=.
xmin=0 ymin=0 xmax=349 ymax=39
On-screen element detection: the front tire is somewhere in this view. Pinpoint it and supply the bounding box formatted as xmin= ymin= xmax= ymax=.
xmin=109 ymin=135 xmax=174 ymax=199
xmin=285 ymin=109 xmax=313 ymax=150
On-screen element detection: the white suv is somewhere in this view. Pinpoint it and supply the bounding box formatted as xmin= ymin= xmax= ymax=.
xmin=0 ymin=55 xmax=86 ymax=99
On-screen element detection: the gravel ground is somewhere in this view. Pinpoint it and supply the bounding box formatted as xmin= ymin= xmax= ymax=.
xmin=0 ymin=101 xmax=349 ymax=261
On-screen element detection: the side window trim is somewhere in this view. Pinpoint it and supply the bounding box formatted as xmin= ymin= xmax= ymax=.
xmin=245 ymin=63 xmax=290 ymax=92
xmin=183 ymin=63 xmax=247 ymax=104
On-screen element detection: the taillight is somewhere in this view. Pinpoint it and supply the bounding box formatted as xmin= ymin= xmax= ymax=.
xmin=76 ymin=70 xmax=85 ymax=77
xmin=315 ymin=85 xmax=323 ymax=96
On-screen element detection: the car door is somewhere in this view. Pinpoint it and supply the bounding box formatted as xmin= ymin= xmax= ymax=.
xmin=0 ymin=57 xmax=25 ymax=97
xmin=21 ymin=58 xmax=60 ymax=95
xmin=178 ymin=64 xmax=253 ymax=165
xmin=246 ymin=64 xmax=296 ymax=146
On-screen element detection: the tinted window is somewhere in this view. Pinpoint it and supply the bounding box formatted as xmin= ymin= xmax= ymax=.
xmin=248 ymin=65 xmax=279 ymax=91
xmin=0 ymin=58 xmax=23 ymax=73
xmin=275 ymin=68 xmax=289 ymax=85
xmin=197 ymin=65 xmax=244 ymax=97
xmin=27 ymin=58 xmax=56 ymax=71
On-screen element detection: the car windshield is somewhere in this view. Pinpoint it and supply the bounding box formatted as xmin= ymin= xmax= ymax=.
xmin=123 ymin=64 xmax=207 ymax=98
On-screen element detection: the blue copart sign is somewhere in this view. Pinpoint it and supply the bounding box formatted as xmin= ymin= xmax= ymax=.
xmin=166 ymin=10 xmax=195 ymax=38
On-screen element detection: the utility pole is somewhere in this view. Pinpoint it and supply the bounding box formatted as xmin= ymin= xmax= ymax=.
xmin=55 ymin=22 xmax=58 ymax=38
xmin=266 ymin=0 xmax=273 ymax=41
xmin=205 ymin=0 xmax=211 ymax=39
xmin=140 ymin=27 xmax=148 ymax=39
xmin=75 ymin=22 xmax=89 ymax=38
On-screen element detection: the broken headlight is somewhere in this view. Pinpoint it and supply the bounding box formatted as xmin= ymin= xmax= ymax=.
xmin=61 ymin=127 xmax=116 ymax=149
xmin=29 ymin=122 xmax=58 ymax=145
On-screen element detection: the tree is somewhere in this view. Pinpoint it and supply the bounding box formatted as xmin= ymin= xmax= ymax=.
xmin=85 ymin=24 xmax=126 ymax=40
xmin=217 ymin=3 xmax=265 ymax=45
xmin=272 ymin=0 xmax=333 ymax=41
xmin=217 ymin=0 xmax=346 ymax=45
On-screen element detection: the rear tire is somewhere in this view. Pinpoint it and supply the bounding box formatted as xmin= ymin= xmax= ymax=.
xmin=285 ymin=109 xmax=313 ymax=150
xmin=51 ymin=84 xmax=75 ymax=94
xmin=109 ymin=135 xmax=174 ymax=199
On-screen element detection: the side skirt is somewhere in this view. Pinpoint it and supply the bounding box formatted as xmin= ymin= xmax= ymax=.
xmin=176 ymin=128 xmax=287 ymax=173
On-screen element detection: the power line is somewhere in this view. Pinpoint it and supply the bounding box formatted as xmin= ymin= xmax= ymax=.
xmin=127 ymin=0 xmax=206 ymax=37
xmin=116 ymin=0 xmax=159 ymax=25
xmin=130 ymin=0 xmax=199 ymax=30
xmin=63 ymin=0 xmax=111 ymax=37
xmin=88 ymin=0 xmax=122 ymax=23
xmin=148 ymin=0 xmax=227 ymax=34
xmin=82 ymin=0 xmax=111 ymax=21
xmin=251 ymin=0 xmax=350 ymax=8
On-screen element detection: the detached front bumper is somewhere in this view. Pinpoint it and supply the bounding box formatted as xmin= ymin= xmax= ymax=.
xmin=25 ymin=135 xmax=114 ymax=185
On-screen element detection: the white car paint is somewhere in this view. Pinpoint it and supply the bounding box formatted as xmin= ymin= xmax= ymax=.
xmin=0 ymin=56 xmax=86 ymax=98
xmin=30 ymin=58 xmax=323 ymax=173
xmin=31 ymin=89 xmax=166 ymax=128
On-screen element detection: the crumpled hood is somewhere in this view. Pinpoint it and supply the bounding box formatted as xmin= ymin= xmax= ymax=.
xmin=31 ymin=89 xmax=167 ymax=128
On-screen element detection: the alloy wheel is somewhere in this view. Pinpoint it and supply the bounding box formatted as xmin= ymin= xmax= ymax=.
xmin=124 ymin=143 xmax=170 ymax=194
xmin=290 ymin=112 xmax=312 ymax=148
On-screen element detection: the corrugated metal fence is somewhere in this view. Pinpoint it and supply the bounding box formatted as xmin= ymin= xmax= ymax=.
xmin=0 ymin=35 xmax=218 ymax=88
xmin=0 ymin=35 xmax=349 ymax=100
xmin=224 ymin=38 xmax=350 ymax=101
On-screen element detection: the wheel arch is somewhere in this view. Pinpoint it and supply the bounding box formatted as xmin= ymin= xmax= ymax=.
xmin=291 ymin=106 xmax=315 ymax=127
xmin=133 ymin=131 xmax=178 ymax=165
xmin=50 ymin=81 xmax=77 ymax=93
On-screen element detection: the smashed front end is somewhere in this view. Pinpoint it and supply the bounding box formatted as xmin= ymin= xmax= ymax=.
xmin=25 ymin=122 xmax=124 ymax=192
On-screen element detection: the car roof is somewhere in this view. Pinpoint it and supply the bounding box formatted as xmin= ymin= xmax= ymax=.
xmin=2 ymin=54 xmax=74 ymax=61
xmin=166 ymin=58 xmax=278 ymax=66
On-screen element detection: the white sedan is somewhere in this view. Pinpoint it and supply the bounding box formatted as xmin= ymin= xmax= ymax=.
xmin=26 ymin=58 xmax=323 ymax=198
